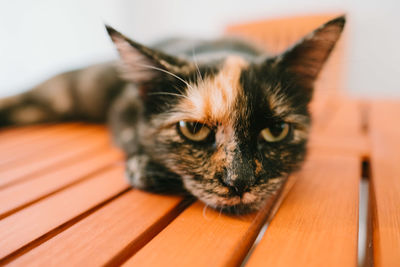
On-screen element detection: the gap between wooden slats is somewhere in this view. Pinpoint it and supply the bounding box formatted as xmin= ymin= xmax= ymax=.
xmin=122 ymin=187 xmax=284 ymax=267
xmin=245 ymin=152 xmax=360 ymax=267
xmin=8 ymin=191 xmax=191 ymax=267
xmin=0 ymin=124 xmax=104 ymax=166
xmin=0 ymin=123 xmax=81 ymax=149
xmin=0 ymin=128 xmax=113 ymax=189
xmin=0 ymin=14 xmax=358 ymax=267
xmin=0 ymin=125 xmax=106 ymax=171
xmin=0 ymin=165 xmax=129 ymax=262
xmin=0 ymin=124 xmax=67 ymax=141
xmin=120 ymin=82 xmax=354 ymax=267
xmin=367 ymin=101 xmax=400 ymax=267
xmin=243 ymin=97 xmax=366 ymax=266
xmin=0 ymin=146 xmax=123 ymax=219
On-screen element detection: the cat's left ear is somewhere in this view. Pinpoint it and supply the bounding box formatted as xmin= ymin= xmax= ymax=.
xmin=276 ymin=15 xmax=346 ymax=90
xmin=105 ymin=25 xmax=190 ymax=85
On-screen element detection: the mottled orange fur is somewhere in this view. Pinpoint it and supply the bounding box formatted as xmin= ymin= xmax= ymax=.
xmin=170 ymin=56 xmax=248 ymax=126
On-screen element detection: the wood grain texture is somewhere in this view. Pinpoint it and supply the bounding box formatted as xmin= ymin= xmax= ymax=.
xmin=0 ymin=124 xmax=100 ymax=166
xmin=9 ymin=190 xmax=188 ymax=267
xmin=123 ymin=189 xmax=283 ymax=267
xmin=0 ymin=147 xmax=123 ymax=219
xmin=2 ymin=13 xmax=400 ymax=266
xmin=369 ymin=101 xmax=400 ymax=267
xmin=308 ymin=98 xmax=369 ymax=156
xmin=309 ymin=91 xmax=342 ymax=132
xmin=0 ymin=124 xmax=78 ymax=146
xmin=0 ymin=166 xmax=128 ymax=261
xmin=226 ymin=14 xmax=342 ymax=54
xmin=0 ymin=123 xmax=84 ymax=152
xmin=0 ymin=128 xmax=112 ymax=189
xmin=246 ymin=152 xmax=360 ymax=267
xmin=0 ymin=124 xmax=46 ymax=139
xmin=226 ymin=14 xmax=346 ymax=94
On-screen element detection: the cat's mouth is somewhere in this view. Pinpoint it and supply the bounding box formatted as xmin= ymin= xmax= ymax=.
xmin=205 ymin=192 xmax=264 ymax=214
xmin=215 ymin=203 xmax=260 ymax=214
xmin=182 ymin=175 xmax=286 ymax=214
xmin=186 ymin=183 xmax=267 ymax=213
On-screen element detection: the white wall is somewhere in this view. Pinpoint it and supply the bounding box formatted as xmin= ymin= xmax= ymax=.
xmin=1 ymin=0 xmax=399 ymax=97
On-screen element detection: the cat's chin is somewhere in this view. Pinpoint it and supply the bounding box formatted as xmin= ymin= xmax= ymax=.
xmin=199 ymin=192 xmax=267 ymax=214
xmin=213 ymin=203 xmax=261 ymax=215
xmin=182 ymin=180 xmax=275 ymax=214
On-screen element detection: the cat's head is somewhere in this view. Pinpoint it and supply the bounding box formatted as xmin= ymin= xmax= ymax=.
xmin=106 ymin=16 xmax=345 ymax=213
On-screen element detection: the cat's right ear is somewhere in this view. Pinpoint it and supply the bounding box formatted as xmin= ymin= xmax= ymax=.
xmin=105 ymin=25 xmax=189 ymax=85
xmin=274 ymin=16 xmax=345 ymax=92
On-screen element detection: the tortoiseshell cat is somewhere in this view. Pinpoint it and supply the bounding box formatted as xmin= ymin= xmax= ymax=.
xmin=0 ymin=16 xmax=345 ymax=213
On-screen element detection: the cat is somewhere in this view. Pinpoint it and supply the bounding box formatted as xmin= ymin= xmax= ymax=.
xmin=0 ymin=16 xmax=345 ymax=213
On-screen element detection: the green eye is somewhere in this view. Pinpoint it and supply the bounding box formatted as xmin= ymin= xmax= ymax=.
xmin=260 ymin=122 xmax=290 ymax=142
xmin=178 ymin=121 xmax=212 ymax=142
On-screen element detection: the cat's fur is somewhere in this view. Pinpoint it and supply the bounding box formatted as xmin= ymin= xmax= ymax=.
xmin=0 ymin=16 xmax=345 ymax=213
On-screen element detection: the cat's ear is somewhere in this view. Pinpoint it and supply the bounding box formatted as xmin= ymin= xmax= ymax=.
xmin=276 ymin=15 xmax=346 ymax=89
xmin=105 ymin=25 xmax=189 ymax=84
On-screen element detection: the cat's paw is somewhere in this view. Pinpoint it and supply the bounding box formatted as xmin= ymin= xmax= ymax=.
xmin=125 ymin=154 xmax=150 ymax=189
xmin=125 ymin=154 xmax=186 ymax=194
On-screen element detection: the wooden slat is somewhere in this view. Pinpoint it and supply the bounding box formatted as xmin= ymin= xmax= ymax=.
xmin=246 ymin=97 xmax=363 ymax=266
xmin=308 ymin=98 xmax=369 ymax=156
xmin=309 ymin=91 xmax=342 ymax=132
xmin=0 ymin=124 xmax=102 ymax=166
xmin=226 ymin=14 xmax=347 ymax=143
xmin=369 ymin=101 xmax=400 ymax=266
xmin=0 ymin=14 xmax=379 ymax=266
xmin=0 ymin=125 xmax=106 ymax=170
xmin=0 ymin=123 xmax=81 ymax=149
xmin=9 ymin=191 xmax=188 ymax=267
xmin=319 ymin=98 xmax=363 ymax=136
xmin=226 ymin=14 xmax=346 ymax=94
xmin=0 ymin=124 xmax=57 ymax=140
xmin=246 ymin=152 xmax=359 ymax=267
xmin=123 ymin=189 xmax=283 ymax=267
xmin=0 ymin=147 xmax=123 ymax=219
xmin=0 ymin=166 xmax=129 ymax=261
xmin=226 ymin=14 xmax=341 ymax=54
xmin=0 ymin=128 xmax=112 ymax=189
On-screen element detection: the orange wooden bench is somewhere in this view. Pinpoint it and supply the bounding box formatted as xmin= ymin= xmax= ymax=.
xmin=1 ymin=15 xmax=399 ymax=267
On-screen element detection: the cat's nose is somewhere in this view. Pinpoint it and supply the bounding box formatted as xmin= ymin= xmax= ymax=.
xmin=217 ymin=170 xmax=253 ymax=196
xmin=231 ymin=180 xmax=249 ymax=196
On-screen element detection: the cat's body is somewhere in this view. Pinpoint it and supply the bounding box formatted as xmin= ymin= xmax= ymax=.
xmin=0 ymin=38 xmax=260 ymax=124
xmin=0 ymin=16 xmax=345 ymax=213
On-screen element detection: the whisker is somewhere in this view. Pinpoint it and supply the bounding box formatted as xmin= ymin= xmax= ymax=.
xmin=136 ymin=63 xmax=195 ymax=91
xmin=191 ymin=47 xmax=204 ymax=84
xmin=218 ymin=206 xmax=223 ymax=217
xmin=171 ymin=84 xmax=190 ymax=97
xmin=202 ymin=204 xmax=210 ymax=219
xmin=147 ymin=92 xmax=190 ymax=101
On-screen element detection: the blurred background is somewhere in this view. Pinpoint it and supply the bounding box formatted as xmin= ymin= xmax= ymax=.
xmin=0 ymin=0 xmax=399 ymax=98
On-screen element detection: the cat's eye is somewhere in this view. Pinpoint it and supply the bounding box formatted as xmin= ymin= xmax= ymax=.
xmin=260 ymin=122 xmax=290 ymax=142
xmin=178 ymin=121 xmax=212 ymax=142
